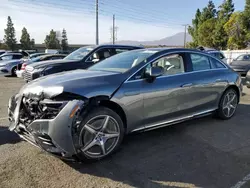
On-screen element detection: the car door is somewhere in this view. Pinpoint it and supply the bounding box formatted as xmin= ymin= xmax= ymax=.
xmin=186 ymin=52 xmax=227 ymax=112
xmin=141 ymin=52 xmax=199 ymax=128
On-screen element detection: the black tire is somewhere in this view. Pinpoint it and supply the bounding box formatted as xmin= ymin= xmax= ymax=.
xmin=11 ymin=66 xmax=17 ymax=77
xmin=216 ymin=88 xmax=238 ymax=120
xmin=73 ymin=107 xmax=125 ymax=162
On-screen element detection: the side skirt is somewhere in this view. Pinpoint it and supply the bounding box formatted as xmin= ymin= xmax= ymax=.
xmin=131 ymin=109 xmax=217 ymax=133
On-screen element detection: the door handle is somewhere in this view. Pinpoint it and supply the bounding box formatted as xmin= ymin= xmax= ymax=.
xmin=181 ymin=83 xmax=193 ymax=87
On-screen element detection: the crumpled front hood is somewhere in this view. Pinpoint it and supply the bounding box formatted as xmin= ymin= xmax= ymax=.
xmin=19 ymin=69 xmax=125 ymax=99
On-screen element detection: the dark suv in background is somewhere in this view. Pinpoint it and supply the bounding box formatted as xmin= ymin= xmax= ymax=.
xmin=23 ymin=45 xmax=143 ymax=82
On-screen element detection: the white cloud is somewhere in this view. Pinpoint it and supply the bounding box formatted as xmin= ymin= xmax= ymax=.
xmin=0 ymin=0 xmax=182 ymax=44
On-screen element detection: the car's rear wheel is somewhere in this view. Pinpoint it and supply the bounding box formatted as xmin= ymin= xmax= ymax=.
xmin=11 ymin=66 xmax=17 ymax=76
xmin=216 ymin=88 xmax=238 ymax=120
xmin=73 ymin=107 xmax=124 ymax=162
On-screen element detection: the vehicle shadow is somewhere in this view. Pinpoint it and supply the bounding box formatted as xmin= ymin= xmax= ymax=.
xmin=66 ymin=103 xmax=250 ymax=188
xmin=4 ymin=75 xmax=16 ymax=78
xmin=0 ymin=126 xmax=20 ymax=145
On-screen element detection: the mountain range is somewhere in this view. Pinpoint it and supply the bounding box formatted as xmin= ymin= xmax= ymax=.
xmin=106 ymin=32 xmax=192 ymax=46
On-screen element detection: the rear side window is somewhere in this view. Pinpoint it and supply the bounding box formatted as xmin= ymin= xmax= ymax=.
xmin=243 ymin=55 xmax=250 ymax=60
xmin=210 ymin=57 xmax=226 ymax=69
xmin=13 ymin=55 xmax=22 ymax=59
xmin=115 ymin=48 xmax=131 ymax=54
xmin=190 ymin=54 xmax=211 ymax=71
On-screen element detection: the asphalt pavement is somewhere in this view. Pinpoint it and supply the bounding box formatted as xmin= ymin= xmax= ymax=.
xmin=1 ymin=76 xmax=250 ymax=188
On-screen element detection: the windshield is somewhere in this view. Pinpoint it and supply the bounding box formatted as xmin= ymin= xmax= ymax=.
xmin=88 ymin=49 xmax=159 ymax=73
xmin=64 ymin=47 xmax=94 ymax=60
xmin=236 ymin=54 xmax=250 ymax=61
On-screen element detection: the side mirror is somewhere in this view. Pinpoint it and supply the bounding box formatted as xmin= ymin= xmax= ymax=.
xmin=146 ymin=66 xmax=164 ymax=78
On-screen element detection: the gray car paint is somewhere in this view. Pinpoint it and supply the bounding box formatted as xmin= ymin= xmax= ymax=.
xmin=8 ymin=48 xmax=242 ymax=158
xmin=230 ymin=60 xmax=250 ymax=73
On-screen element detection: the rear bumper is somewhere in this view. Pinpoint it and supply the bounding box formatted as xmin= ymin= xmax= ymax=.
xmin=8 ymin=95 xmax=85 ymax=160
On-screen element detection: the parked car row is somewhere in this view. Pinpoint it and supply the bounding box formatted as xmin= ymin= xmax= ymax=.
xmin=8 ymin=45 xmax=243 ymax=162
xmin=0 ymin=51 xmax=66 ymax=76
xmin=22 ymin=45 xmax=142 ymax=82
xmin=16 ymin=54 xmax=67 ymax=78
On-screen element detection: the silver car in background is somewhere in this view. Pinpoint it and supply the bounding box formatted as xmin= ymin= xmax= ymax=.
xmin=0 ymin=59 xmax=22 ymax=76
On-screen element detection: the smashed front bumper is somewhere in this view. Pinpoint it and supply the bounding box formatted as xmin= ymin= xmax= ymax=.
xmin=8 ymin=95 xmax=84 ymax=160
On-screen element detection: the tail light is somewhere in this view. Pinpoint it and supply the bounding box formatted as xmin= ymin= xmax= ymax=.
xmin=21 ymin=63 xmax=27 ymax=70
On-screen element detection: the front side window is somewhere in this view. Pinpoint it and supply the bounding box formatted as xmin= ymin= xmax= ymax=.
xmin=13 ymin=55 xmax=22 ymax=59
xmin=149 ymin=54 xmax=185 ymax=76
xmin=64 ymin=47 xmax=94 ymax=61
xmin=88 ymin=49 xmax=159 ymax=73
xmin=190 ymin=53 xmax=211 ymax=71
xmin=87 ymin=48 xmax=115 ymax=62
xmin=130 ymin=53 xmax=185 ymax=80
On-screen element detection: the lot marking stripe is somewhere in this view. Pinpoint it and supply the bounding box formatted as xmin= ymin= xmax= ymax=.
xmin=231 ymin=173 xmax=250 ymax=188
xmin=0 ymin=117 xmax=8 ymax=120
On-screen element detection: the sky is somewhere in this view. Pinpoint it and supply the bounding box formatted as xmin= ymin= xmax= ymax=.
xmin=0 ymin=0 xmax=246 ymax=44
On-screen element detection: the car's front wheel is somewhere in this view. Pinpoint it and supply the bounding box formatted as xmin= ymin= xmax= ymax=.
xmin=216 ymin=88 xmax=238 ymax=120
xmin=73 ymin=107 xmax=125 ymax=162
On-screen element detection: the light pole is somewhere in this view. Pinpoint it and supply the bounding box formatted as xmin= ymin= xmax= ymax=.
xmin=96 ymin=0 xmax=99 ymax=45
xmin=182 ymin=24 xmax=189 ymax=48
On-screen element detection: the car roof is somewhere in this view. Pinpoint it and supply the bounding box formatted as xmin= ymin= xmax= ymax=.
xmin=142 ymin=47 xmax=207 ymax=53
xmin=129 ymin=48 xmax=223 ymax=59
xmin=94 ymin=44 xmax=143 ymax=49
xmin=0 ymin=52 xmax=22 ymax=56
xmin=40 ymin=54 xmax=67 ymax=58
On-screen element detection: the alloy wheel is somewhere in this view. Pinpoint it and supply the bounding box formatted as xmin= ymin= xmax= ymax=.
xmin=79 ymin=115 xmax=120 ymax=159
xmin=222 ymin=91 xmax=237 ymax=118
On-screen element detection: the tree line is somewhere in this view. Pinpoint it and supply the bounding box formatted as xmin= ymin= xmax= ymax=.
xmin=188 ymin=0 xmax=250 ymax=50
xmin=0 ymin=16 xmax=69 ymax=51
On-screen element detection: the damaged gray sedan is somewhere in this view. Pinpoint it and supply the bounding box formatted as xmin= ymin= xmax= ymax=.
xmin=8 ymin=48 xmax=242 ymax=162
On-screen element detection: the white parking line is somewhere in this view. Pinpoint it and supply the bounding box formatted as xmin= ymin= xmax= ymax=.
xmin=231 ymin=173 xmax=250 ymax=188
xmin=0 ymin=117 xmax=8 ymax=120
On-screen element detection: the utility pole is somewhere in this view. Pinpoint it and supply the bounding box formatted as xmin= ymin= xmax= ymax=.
xmin=183 ymin=24 xmax=189 ymax=48
xmin=112 ymin=14 xmax=115 ymax=44
xmin=96 ymin=0 xmax=99 ymax=45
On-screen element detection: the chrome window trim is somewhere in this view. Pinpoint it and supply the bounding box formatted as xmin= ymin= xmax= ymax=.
xmin=125 ymin=68 xmax=228 ymax=83
xmin=125 ymin=50 xmax=228 ymax=83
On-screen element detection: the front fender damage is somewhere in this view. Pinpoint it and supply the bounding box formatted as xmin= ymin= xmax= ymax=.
xmin=28 ymin=100 xmax=85 ymax=156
